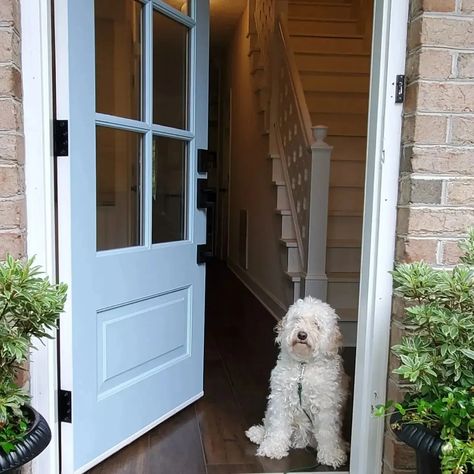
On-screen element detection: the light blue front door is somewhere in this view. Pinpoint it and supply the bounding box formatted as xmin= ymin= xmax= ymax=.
xmin=55 ymin=1 xmax=209 ymax=471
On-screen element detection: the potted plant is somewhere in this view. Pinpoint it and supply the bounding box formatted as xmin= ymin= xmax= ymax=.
xmin=376 ymin=230 xmax=474 ymax=474
xmin=0 ymin=256 xmax=66 ymax=473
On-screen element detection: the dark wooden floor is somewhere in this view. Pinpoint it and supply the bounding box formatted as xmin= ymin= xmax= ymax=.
xmin=88 ymin=262 xmax=355 ymax=474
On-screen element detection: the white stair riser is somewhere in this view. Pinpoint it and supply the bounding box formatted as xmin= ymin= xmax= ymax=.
xmin=330 ymin=161 xmax=366 ymax=187
xmin=306 ymin=92 xmax=369 ymax=115
xmin=252 ymin=68 xmax=266 ymax=92
xmin=276 ymin=185 xmax=290 ymax=210
xmin=326 ymin=136 xmax=367 ymax=161
xmin=329 ymin=187 xmax=364 ymax=213
xmin=310 ymin=112 xmax=368 ymax=137
xmin=288 ymin=19 xmax=359 ymax=36
xmin=327 ymin=280 xmax=360 ymax=309
xmin=290 ymin=36 xmax=367 ymax=54
xmin=289 ymin=3 xmax=353 ymax=18
xmin=300 ymin=72 xmax=370 ymax=94
xmin=340 ymin=321 xmax=357 ymax=347
xmin=326 ymin=247 xmax=361 ymax=273
xmin=281 ymin=246 xmax=302 ymax=273
xmin=295 ymin=53 xmax=371 ymax=74
xmin=272 ymin=157 xmax=284 ymax=183
xmin=281 ymin=214 xmax=296 ymax=239
xmin=328 ymin=215 xmax=363 ymax=241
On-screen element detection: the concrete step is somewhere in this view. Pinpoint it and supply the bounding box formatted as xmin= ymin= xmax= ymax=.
xmin=328 ymin=214 xmax=363 ymax=241
xmin=290 ymin=36 xmax=368 ymax=55
xmin=326 ymin=245 xmax=361 ymax=273
xmin=288 ymin=2 xmax=353 ymax=18
xmin=330 ymin=160 xmax=366 ymax=187
xmin=289 ymin=17 xmax=359 ymax=37
xmin=310 ymin=112 xmax=368 ymax=137
xmin=326 ymin=136 xmax=367 ymax=161
xmin=295 ymin=52 xmax=371 ymax=74
xmin=305 ymin=91 xmax=369 ymax=115
xmin=300 ymin=71 xmax=370 ymax=94
xmin=329 ymin=186 xmax=364 ymax=213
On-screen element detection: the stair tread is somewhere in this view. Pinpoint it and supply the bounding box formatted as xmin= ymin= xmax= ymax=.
xmin=289 ymin=1 xmax=351 ymax=6
xmin=329 ymin=210 xmax=363 ymax=217
xmin=327 ymin=272 xmax=360 ymax=282
xmin=288 ymin=17 xmax=358 ymax=23
xmin=275 ymin=209 xmax=291 ymax=216
xmin=290 ymin=32 xmax=364 ymax=40
xmin=296 ymin=51 xmax=371 ymax=57
xmin=280 ymin=238 xmax=298 ymax=248
xmin=273 ymin=179 xmax=285 ymax=186
xmin=286 ymin=271 xmax=302 ymax=282
xmin=330 ymin=184 xmax=365 ymax=189
xmin=327 ymin=238 xmax=361 ymax=248
xmin=290 ymin=32 xmax=364 ymax=39
xmin=300 ymin=70 xmax=369 ymax=78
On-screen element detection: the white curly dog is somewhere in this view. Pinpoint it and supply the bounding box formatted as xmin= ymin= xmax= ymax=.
xmin=246 ymin=296 xmax=349 ymax=468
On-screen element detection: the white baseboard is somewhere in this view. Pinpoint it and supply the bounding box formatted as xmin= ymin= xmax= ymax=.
xmin=227 ymin=259 xmax=287 ymax=321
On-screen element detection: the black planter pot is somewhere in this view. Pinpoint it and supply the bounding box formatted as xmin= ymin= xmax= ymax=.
xmin=0 ymin=405 xmax=51 ymax=474
xmin=391 ymin=412 xmax=444 ymax=474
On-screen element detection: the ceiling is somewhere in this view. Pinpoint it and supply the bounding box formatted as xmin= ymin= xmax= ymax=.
xmin=210 ymin=0 xmax=247 ymax=51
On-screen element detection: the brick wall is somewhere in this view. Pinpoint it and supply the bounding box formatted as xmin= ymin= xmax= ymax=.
xmin=0 ymin=0 xmax=24 ymax=260
xmin=384 ymin=0 xmax=474 ymax=473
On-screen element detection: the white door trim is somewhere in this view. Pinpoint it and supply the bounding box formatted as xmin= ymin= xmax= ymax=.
xmin=20 ymin=1 xmax=59 ymax=474
xmin=22 ymin=0 xmax=409 ymax=472
xmin=349 ymin=0 xmax=409 ymax=473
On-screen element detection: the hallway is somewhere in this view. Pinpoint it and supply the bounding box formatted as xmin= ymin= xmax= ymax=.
xmin=88 ymin=262 xmax=354 ymax=473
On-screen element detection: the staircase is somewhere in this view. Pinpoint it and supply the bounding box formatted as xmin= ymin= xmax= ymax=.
xmin=248 ymin=0 xmax=372 ymax=343
xmin=287 ymin=0 xmax=372 ymax=341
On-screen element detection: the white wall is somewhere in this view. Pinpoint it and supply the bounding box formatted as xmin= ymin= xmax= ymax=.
xmin=225 ymin=4 xmax=292 ymax=316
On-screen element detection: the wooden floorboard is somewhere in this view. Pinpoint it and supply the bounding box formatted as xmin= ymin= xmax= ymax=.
xmin=88 ymin=261 xmax=355 ymax=473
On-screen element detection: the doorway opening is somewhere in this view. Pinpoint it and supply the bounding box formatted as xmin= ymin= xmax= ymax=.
xmin=88 ymin=0 xmax=374 ymax=472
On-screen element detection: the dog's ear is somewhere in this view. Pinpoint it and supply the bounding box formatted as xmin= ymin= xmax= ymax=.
xmin=322 ymin=324 xmax=343 ymax=356
xmin=274 ymin=317 xmax=285 ymax=345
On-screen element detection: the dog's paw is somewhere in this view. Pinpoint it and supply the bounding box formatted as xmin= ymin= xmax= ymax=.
xmin=256 ymin=440 xmax=288 ymax=459
xmin=245 ymin=425 xmax=265 ymax=445
xmin=317 ymin=445 xmax=347 ymax=468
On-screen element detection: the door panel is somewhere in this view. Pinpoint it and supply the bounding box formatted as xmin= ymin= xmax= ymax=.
xmin=55 ymin=0 xmax=209 ymax=472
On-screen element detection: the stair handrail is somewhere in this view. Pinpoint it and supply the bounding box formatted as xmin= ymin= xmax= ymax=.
xmin=276 ymin=13 xmax=313 ymax=146
xmin=272 ymin=12 xmax=332 ymax=299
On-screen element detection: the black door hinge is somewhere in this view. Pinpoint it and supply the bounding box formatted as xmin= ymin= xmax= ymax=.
xmin=197 ymin=149 xmax=216 ymax=173
xmin=197 ymin=244 xmax=212 ymax=265
xmin=197 ymin=179 xmax=216 ymax=209
xmin=58 ymin=389 xmax=72 ymax=423
xmin=53 ymin=119 xmax=69 ymax=157
xmin=395 ymin=75 xmax=406 ymax=104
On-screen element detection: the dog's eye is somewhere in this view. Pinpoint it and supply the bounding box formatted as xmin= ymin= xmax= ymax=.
xmin=314 ymin=321 xmax=320 ymax=329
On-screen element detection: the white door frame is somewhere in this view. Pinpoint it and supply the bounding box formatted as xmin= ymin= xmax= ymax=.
xmin=21 ymin=0 xmax=408 ymax=473
xmin=350 ymin=0 xmax=409 ymax=472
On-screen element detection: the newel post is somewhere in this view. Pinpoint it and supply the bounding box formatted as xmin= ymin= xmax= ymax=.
xmin=303 ymin=125 xmax=332 ymax=300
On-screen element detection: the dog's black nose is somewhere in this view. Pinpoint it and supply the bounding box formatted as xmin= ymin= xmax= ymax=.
xmin=297 ymin=331 xmax=307 ymax=341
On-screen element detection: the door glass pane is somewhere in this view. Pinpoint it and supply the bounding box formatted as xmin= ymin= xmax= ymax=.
xmin=95 ymin=0 xmax=142 ymax=119
xmin=97 ymin=126 xmax=142 ymax=251
xmin=160 ymin=0 xmax=190 ymax=15
xmin=152 ymin=136 xmax=187 ymax=243
xmin=153 ymin=10 xmax=188 ymax=129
